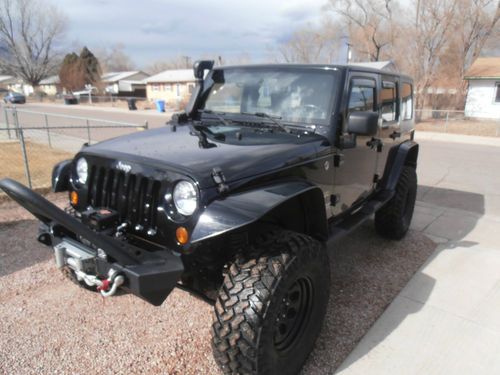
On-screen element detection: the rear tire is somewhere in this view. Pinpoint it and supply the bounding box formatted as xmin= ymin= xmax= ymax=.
xmin=375 ymin=166 xmax=417 ymax=240
xmin=211 ymin=230 xmax=330 ymax=375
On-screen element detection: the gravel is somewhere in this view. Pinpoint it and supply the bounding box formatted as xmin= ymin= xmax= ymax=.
xmin=0 ymin=209 xmax=436 ymax=374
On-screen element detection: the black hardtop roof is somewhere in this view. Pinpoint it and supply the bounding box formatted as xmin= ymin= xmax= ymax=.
xmin=213 ymin=63 xmax=413 ymax=82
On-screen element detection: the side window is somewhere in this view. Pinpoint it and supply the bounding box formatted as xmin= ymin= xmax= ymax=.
xmin=348 ymin=84 xmax=376 ymax=113
xmin=381 ymin=81 xmax=397 ymax=122
xmin=401 ymin=82 xmax=413 ymax=120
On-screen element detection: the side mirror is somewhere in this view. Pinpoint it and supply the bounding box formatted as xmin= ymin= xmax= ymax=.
xmin=193 ymin=60 xmax=214 ymax=80
xmin=347 ymin=111 xmax=379 ymax=136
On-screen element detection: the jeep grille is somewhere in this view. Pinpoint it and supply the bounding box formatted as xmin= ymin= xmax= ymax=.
xmin=87 ymin=165 xmax=161 ymax=230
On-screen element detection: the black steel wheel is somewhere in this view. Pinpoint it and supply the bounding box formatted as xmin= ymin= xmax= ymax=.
xmin=273 ymin=277 xmax=314 ymax=353
xmin=211 ymin=230 xmax=330 ymax=375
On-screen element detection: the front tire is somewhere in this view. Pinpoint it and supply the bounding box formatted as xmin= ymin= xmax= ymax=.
xmin=212 ymin=231 xmax=330 ymax=375
xmin=375 ymin=166 xmax=417 ymax=240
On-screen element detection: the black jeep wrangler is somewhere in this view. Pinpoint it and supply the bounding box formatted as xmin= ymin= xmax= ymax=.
xmin=0 ymin=61 xmax=418 ymax=375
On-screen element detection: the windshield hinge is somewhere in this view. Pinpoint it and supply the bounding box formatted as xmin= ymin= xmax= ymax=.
xmin=211 ymin=167 xmax=229 ymax=194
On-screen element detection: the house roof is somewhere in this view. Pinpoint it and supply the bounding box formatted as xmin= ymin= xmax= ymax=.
xmin=102 ymin=71 xmax=148 ymax=83
xmin=145 ymin=69 xmax=195 ymax=83
xmin=40 ymin=75 xmax=60 ymax=85
xmin=0 ymin=75 xmax=16 ymax=84
xmin=464 ymin=57 xmax=500 ymax=79
xmin=349 ymin=60 xmax=398 ymax=72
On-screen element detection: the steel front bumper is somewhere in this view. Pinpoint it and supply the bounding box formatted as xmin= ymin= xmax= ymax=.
xmin=0 ymin=178 xmax=184 ymax=306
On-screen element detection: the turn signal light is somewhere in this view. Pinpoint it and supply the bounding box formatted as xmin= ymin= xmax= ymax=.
xmin=70 ymin=191 xmax=78 ymax=206
xmin=176 ymin=226 xmax=189 ymax=245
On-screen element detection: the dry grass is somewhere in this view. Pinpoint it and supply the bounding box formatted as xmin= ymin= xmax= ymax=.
xmin=417 ymin=119 xmax=500 ymax=137
xmin=0 ymin=140 xmax=72 ymax=189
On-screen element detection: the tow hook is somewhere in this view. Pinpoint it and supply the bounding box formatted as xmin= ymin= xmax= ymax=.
xmin=98 ymin=274 xmax=125 ymax=297
xmin=74 ymin=269 xmax=125 ymax=297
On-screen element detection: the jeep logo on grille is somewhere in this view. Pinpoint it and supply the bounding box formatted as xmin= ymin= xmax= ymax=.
xmin=116 ymin=161 xmax=132 ymax=173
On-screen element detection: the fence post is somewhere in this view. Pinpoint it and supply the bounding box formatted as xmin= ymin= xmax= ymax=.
xmin=12 ymin=106 xmax=20 ymax=139
xmin=3 ymin=107 xmax=11 ymax=139
xmin=44 ymin=114 xmax=52 ymax=148
xmin=144 ymin=120 xmax=149 ymax=130
xmin=18 ymin=129 xmax=32 ymax=189
xmin=445 ymin=111 xmax=449 ymax=133
xmin=86 ymin=119 xmax=91 ymax=144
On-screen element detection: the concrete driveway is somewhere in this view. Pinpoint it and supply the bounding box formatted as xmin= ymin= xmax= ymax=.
xmin=338 ymin=133 xmax=500 ymax=374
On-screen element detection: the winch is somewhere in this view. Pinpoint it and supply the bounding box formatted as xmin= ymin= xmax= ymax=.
xmin=53 ymin=238 xmax=124 ymax=297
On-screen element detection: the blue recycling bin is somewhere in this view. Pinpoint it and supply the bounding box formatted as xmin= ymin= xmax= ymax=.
xmin=155 ymin=99 xmax=165 ymax=112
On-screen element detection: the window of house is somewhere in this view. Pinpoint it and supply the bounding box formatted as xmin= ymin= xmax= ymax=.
xmin=166 ymin=84 xmax=172 ymax=92
xmin=381 ymin=82 xmax=397 ymax=122
xmin=495 ymin=83 xmax=500 ymax=103
xmin=348 ymin=84 xmax=376 ymax=113
xmin=188 ymin=84 xmax=194 ymax=94
xmin=152 ymin=84 xmax=159 ymax=91
xmin=176 ymin=84 xmax=180 ymax=96
xmin=401 ymin=82 xmax=413 ymax=120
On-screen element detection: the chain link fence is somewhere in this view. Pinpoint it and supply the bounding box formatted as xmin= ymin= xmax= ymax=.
xmin=0 ymin=106 xmax=148 ymax=192
xmin=416 ymin=109 xmax=500 ymax=137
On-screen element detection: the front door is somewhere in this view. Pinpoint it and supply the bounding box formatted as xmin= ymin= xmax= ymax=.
xmin=332 ymin=74 xmax=379 ymax=214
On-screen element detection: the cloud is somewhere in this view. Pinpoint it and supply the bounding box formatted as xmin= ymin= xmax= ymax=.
xmin=50 ymin=0 xmax=327 ymax=66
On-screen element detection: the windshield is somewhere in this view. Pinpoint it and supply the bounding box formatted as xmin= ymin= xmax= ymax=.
xmin=202 ymin=68 xmax=337 ymax=126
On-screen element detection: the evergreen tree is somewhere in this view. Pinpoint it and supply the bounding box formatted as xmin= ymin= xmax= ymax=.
xmin=58 ymin=47 xmax=102 ymax=92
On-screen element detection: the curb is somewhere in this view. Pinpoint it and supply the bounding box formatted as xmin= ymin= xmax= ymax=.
xmin=416 ymin=131 xmax=500 ymax=147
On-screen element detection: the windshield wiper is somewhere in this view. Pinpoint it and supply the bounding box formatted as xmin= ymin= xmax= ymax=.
xmin=241 ymin=112 xmax=289 ymax=133
xmin=198 ymin=109 xmax=230 ymax=126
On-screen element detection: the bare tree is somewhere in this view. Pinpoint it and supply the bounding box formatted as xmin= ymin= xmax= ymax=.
xmin=327 ymin=0 xmax=397 ymax=61
xmin=410 ymin=0 xmax=458 ymax=111
xmin=274 ymin=20 xmax=341 ymax=64
xmin=144 ymin=55 xmax=193 ymax=74
xmin=95 ymin=43 xmax=136 ymax=73
xmin=0 ymin=0 xmax=67 ymax=88
xmin=454 ymin=0 xmax=500 ymax=104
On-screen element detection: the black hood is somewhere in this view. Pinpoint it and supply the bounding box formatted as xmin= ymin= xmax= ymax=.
xmin=82 ymin=125 xmax=326 ymax=189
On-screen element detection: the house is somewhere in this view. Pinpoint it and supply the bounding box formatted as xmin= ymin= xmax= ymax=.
xmin=464 ymin=57 xmax=500 ymax=119
xmin=39 ymin=75 xmax=61 ymax=95
xmin=0 ymin=75 xmax=33 ymax=95
xmin=0 ymin=75 xmax=17 ymax=90
xmin=101 ymin=71 xmax=149 ymax=97
xmin=145 ymin=69 xmax=196 ymax=103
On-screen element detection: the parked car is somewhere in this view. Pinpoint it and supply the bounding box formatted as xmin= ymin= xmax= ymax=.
xmin=3 ymin=91 xmax=26 ymax=104
xmin=0 ymin=61 xmax=418 ymax=375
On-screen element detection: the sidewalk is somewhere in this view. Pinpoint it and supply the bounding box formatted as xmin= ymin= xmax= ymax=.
xmin=23 ymin=102 xmax=175 ymax=117
xmin=337 ymin=138 xmax=500 ymax=374
xmin=337 ymin=203 xmax=500 ymax=374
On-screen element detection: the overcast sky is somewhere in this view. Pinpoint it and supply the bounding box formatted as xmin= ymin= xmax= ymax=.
xmin=52 ymin=0 xmax=328 ymax=67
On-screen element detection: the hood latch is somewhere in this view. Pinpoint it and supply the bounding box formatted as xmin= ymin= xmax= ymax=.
xmin=212 ymin=167 xmax=229 ymax=194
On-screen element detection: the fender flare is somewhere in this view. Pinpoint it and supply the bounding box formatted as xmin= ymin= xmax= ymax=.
xmin=52 ymin=159 xmax=72 ymax=192
xmin=379 ymin=140 xmax=419 ymax=192
xmin=191 ymin=180 xmax=328 ymax=244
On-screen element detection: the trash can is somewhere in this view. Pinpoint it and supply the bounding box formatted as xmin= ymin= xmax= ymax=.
xmin=64 ymin=95 xmax=78 ymax=105
xmin=127 ymin=98 xmax=137 ymax=110
xmin=155 ymin=99 xmax=165 ymax=112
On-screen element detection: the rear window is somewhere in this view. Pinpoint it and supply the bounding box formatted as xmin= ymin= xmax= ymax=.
xmin=381 ymin=83 xmax=397 ymax=122
xmin=401 ymin=82 xmax=413 ymax=120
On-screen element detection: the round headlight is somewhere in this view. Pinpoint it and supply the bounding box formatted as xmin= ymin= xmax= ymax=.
xmin=172 ymin=180 xmax=198 ymax=216
xmin=76 ymin=158 xmax=88 ymax=184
